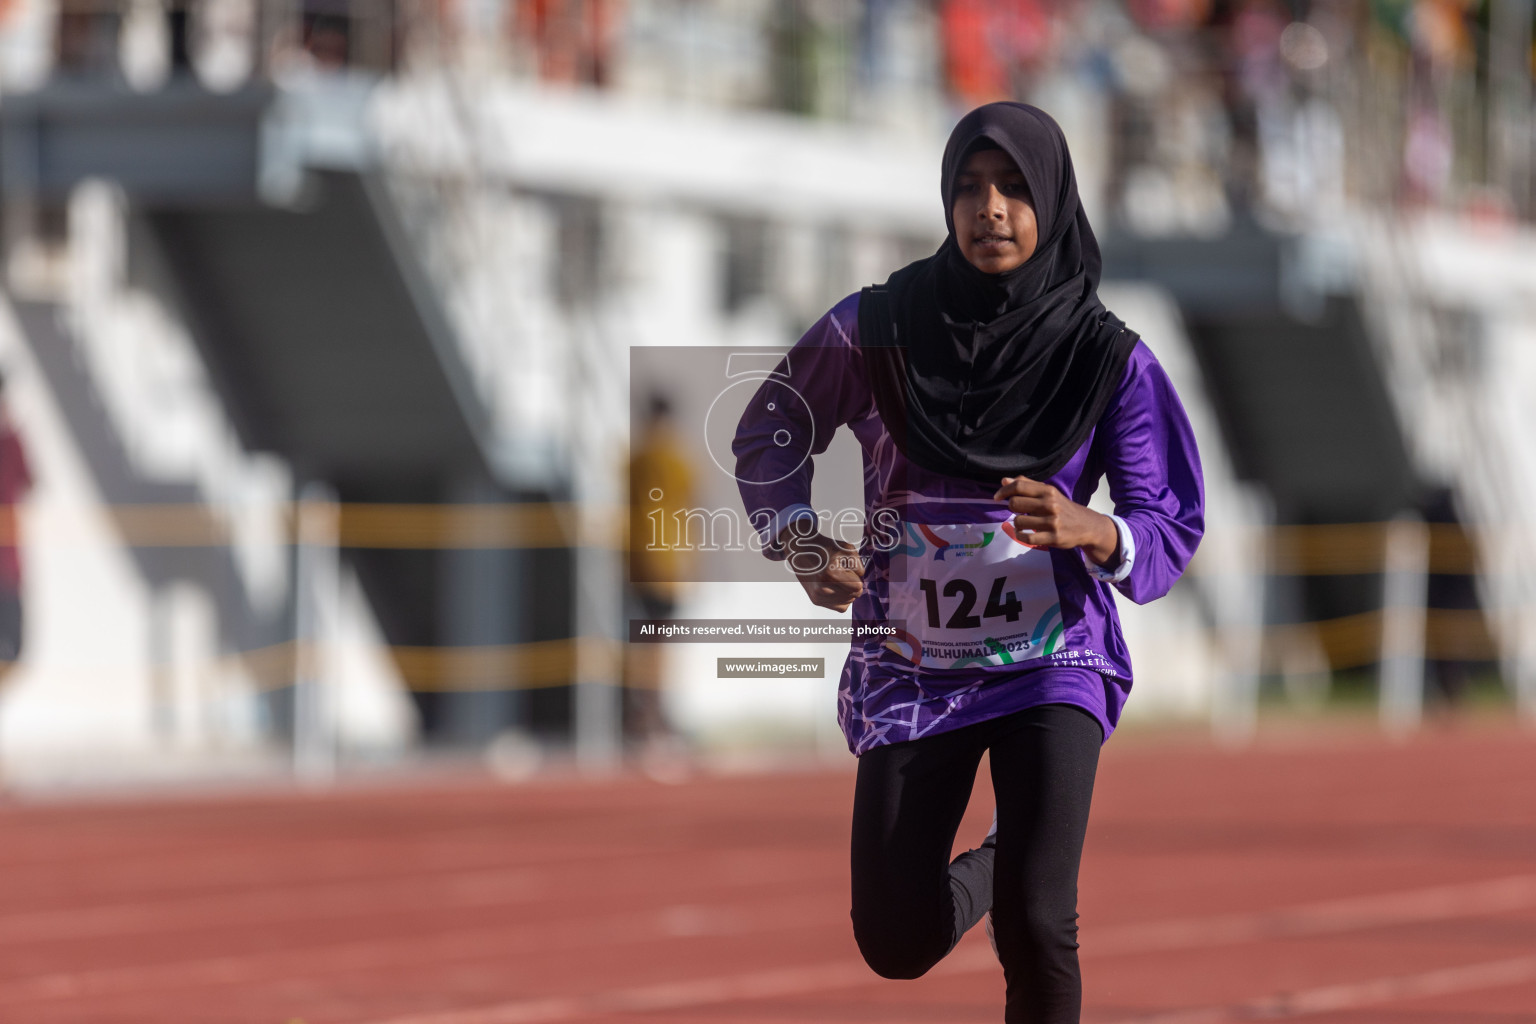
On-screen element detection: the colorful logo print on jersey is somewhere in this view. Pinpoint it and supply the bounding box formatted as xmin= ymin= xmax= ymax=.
xmin=946 ymin=602 xmax=1064 ymax=670
xmin=918 ymin=524 xmax=994 ymax=561
xmin=895 ymin=523 xmax=927 ymax=558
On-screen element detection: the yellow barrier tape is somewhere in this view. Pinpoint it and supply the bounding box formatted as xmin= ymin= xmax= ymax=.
xmin=335 ymin=503 xmax=581 ymax=550
xmin=390 ymin=636 xmax=623 ymax=692
xmin=6 ymin=502 xmax=627 ymax=549
xmin=172 ymin=606 xmax=1500 ymax=694
xmin=1264 ymin=608 xmax=1495 ymax=671
xmin=108 ymin=504 xmax=233 ymax=547
xmin=1266 ymin=522 xmax=1482 ymax=576
xmin=224 ymin=637 xmax=625 ymax=694
xmin=4 ymin=505 xmax=1504 ymax=571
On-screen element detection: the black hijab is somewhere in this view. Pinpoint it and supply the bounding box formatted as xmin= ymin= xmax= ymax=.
xmin=858 ymin=102 xmax=1138 ymax=484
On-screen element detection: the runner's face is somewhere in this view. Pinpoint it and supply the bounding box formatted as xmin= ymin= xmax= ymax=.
xmin=951 ymin=148 xmax=1038 ymax=274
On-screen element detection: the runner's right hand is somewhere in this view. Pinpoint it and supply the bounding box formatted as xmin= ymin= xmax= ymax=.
xmin=779 ymin=530 xmax=865 ymax=613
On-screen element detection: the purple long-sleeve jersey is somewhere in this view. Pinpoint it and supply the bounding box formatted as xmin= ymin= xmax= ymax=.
xmin=733 ymin=293 xmax=1204 ymax=753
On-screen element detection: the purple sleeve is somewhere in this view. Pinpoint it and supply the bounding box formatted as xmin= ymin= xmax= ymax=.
xmin=731 ymin=295 xmax=871 ymax=558
xmin=1091 ymin=343 xmax=1205 ymax=604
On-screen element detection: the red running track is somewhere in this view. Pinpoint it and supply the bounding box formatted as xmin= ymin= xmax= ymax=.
xmin=1 ymin=722 xmax=1534 ymax=1023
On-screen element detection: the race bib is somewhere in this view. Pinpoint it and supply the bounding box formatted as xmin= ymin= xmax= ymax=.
xmin=883 ymin=518 xmax=1064 ymax=670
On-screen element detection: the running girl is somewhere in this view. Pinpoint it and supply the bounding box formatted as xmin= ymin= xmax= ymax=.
xmin=732 ymin=102 xmax=1204 ymax=1022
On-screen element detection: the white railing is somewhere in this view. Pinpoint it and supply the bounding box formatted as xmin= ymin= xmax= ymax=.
xmin=1348 ymin=210 xmax=1536 ymax=721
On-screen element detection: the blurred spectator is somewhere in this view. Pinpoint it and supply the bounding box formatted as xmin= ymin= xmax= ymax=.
xmin=167 ymin=0 xmax=193 ymax=76
xmin=1407 ymin=0 xmax=1475 ymax=74
xmin=55 ymin=0 xmax=124 ymax=77
xmin=625 ymin=393 xmax=693 ymax=757
xmin=1230 ymin=0 xmax=1287 ymax=102
xmin=1127 ymin=0 xmax=1210 ymax=32
xmin=1400 ymin=0 xmax=1477 ymax=205
xmin=0 ymin=372 xmax=32 ymax=685
xmin=25 ymin=0 xmax=1534 ymax=224
xmin=303 ymin=0 xmax=352 ymax=69
xmin=941 ymin=0 xmax=1052 ymax=105
xmin=1224 ymin=0 xmax=1287 ymax=204
xmin=269 ymin=0 xmax=398 ymax=75
xmin=769 ymin=0 xmax=858 ymax=117
xmin=1403 ymin=102 xmax=1454 ymax=203
xmin=514 ymin=0 xmax=621 ymax=86
xmin=940 ymin=0 xmax=995 ymax=104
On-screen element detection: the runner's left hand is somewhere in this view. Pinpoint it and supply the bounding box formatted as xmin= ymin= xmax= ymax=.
xmin=779 ymin=530 xmax=865 ymax=613
xmin=992 ymin=476 xmax=1120 ymax=569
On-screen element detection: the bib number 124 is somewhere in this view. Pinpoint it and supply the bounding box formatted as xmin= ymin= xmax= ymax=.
xmin=918 ymin=577 xmax=1023 ymax=630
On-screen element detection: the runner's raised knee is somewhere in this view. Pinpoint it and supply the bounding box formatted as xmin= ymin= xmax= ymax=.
xmin=851 ymin=915 xmax=949 ymax=980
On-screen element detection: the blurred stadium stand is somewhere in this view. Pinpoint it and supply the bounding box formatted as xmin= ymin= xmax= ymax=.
xmin=0 ymin=76 xmax=544 ymax=753
xmin=0 ymin=0 xmax=1532 ymax=785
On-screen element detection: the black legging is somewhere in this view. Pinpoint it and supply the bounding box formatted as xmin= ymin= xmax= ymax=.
xmin=850 ymin=703 xmax=1102 ymax=1023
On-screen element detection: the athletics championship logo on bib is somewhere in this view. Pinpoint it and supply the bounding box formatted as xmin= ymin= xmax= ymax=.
xmin=885 ymin=520 xmax=1064 ymax=669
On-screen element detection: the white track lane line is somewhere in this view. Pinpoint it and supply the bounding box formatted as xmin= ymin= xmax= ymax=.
xmin=1108 ymin=953 xmax=1536 ymax=1023
xmin=356 ymin=874 xmax=1536 ymax=1024
xmin=363 ymin=962 xmax=878 ymax=1024
xmin=0 ymin=895 xmax=835 ymax=1005
xmin=1089 ymin=872 xmax=1536 ymax=955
